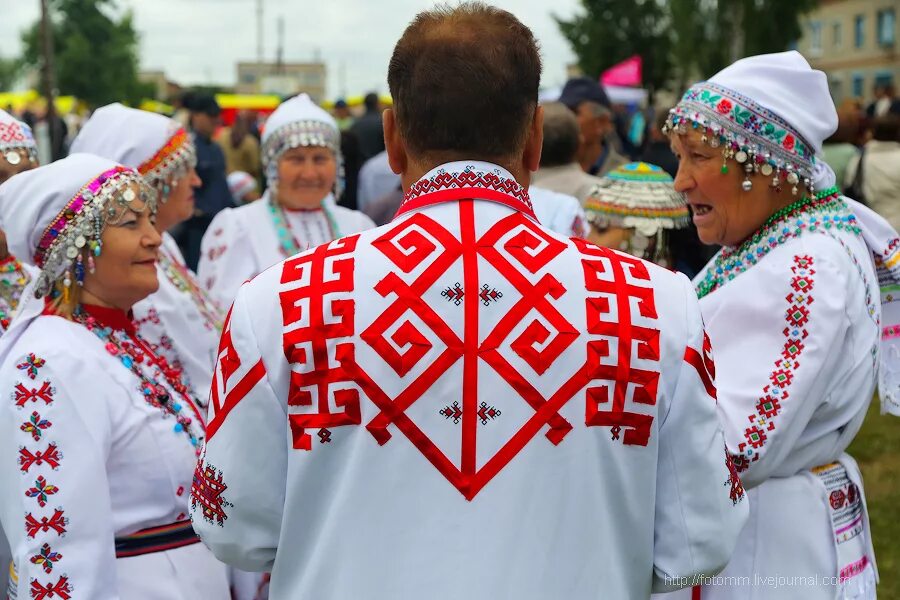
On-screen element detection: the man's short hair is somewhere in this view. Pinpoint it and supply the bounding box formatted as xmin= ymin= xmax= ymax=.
xmin=872 ymin=115 xmax=900 ymax=142
xmin=387 ymin=2 xmax=542 ymax=162
xmin=539 ymin=102 xmax=580 ymax=168
xmin=364 ymin=93 xmax=379 ymax=111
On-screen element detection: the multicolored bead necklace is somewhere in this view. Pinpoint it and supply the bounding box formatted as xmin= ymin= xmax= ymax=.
xmin=696 ymin=187 xmax=861 ymax=298
xmin=0 ymin=255 xmax=29 ymax=330
xmin=73 ymin=307 xmax=205 ymax=453
xmin=158 ymin=245 xmax=223 ymax=333
xmin=268 ymin=196 xmax=341 ymax=257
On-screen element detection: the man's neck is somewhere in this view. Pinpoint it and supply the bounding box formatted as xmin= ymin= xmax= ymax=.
xmin=400 ymin=157 xmax=530 ymax=193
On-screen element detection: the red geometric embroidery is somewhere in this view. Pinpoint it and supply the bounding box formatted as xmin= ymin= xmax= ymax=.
xmin=16 ymin=353 xmax=45 ymax=380
xmin=735 ymin=255 xmax=815 ymax=471
xmin=21 ymin=412 xmax=52 ymax=441
xmin=206 ymin=305 xmax=268 ymax=440
xmin=280 ymin=236 xmax=363 ymax=451
xmin=440 ymin=401 xmax=463 ymax=424
xmin=478 ymin=284 xmax=503 ymax=306
xmin=29 ymin=575 xmax=71 ymax=600
xmin=574 ymin=239 xmax=660 ymax=446
xmin=477 ymin=402 xmax=501 ymax=424
xmin=683 ymin=331 xmax=716 ymax=400
xmin=402 ymin=169 xmax=533 ymax=211
xmin=191 ymin=461 xmax=232 ymax=526
xmin=0 ymin=121 xmax=29 ymax=143
xmin=274 ymin=199 xmax=660 ymax=500
xmin=19 ymin=445 xmax=62 ymax=473
xmin=26 ymin=476 xmax=59 ymax=507
xmin=830 ymin=489 xmax=846 ymax=510
xmin=14 ymin=382 xmax=55 ymax=407
xmin=725 ymin=447 xmax=745 ymax=505
xmin=441 ymin=282 xmax=465 ymax=306
xmin=25 ymin=510 xmax=67 ymax=538
xmin=30 ymin=543 xmax=62 ymax=574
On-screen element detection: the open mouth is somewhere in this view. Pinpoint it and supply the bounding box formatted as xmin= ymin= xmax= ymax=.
xmin=692 ymin=205 xmax=712 ymax=216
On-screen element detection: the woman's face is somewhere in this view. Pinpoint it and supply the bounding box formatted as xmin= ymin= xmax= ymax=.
xmin=671 ymin=129 xmax=784 ymax=247
xmin=276 ymin=146 xmax=337 ymax=210
xmin=82 ymin=186 xmax=161 ymax=310
xmin=155 ymin=168 xmax=201 ymax=232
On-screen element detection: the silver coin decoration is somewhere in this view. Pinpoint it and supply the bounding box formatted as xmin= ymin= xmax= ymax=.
xmin=4 ymin=151 xmax=21 ymax=165
xmin=760 ymin=164 xmax=774 ymax=176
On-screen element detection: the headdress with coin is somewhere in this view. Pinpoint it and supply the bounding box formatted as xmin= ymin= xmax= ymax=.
xmin=663 ymin=51 xmax=838 ymax=197
xmin=261 ymin=93 xmax=344 ymax=199
xmin=584 ymin=162 xmax=689 ymax=267
xmin=0 ymin=153 xmax=154 ymax=300
xmin=70 ymin=103 xmax=197 ymax=203
xmin=0 ymin=109 xmax=39 ymax=169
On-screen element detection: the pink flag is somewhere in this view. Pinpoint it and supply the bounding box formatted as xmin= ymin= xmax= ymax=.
xmin=601 ymin=55 xmax=643 ymax=87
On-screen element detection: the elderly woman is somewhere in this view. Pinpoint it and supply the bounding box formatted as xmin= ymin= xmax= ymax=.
xmin=0 ymin=109 xmax=40 ymax=334
xmin=0 ymin=154 xmax=229 ymax=598
xmin=583 ymin=161 xmax=690 ymax=268
xmin=70 ymin=103 xmax=223 ymax=398
xmin=198 ymin=94 xmax=375 ymax=308
xmin=663 ymin=51 xmax=895 ymax=599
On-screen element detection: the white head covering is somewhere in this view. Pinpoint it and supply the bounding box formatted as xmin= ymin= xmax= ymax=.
xmin=665 ymin=51 xmax=838 ymax=196
xmin=261 ymin=93 xmax=343 ymax=197
xmin=70 ymin=103 xmax=196 ymax=201
xmin=0 ymin=153 xmax=151 ymax=297
xmin=0 ymin=108 xmax=38 ymax=167
xmin=226 ymin=170 xmax=257 ymax=202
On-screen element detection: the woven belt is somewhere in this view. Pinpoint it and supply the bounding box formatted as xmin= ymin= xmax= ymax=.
xmin=115 ymin=519 xmax=200 ymax=558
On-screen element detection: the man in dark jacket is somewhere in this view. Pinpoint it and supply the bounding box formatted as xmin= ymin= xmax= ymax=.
xmin=349 ymin=92 xmax=385 ymax=162
xmin=176 ymin=93 xmax=234 ymax=270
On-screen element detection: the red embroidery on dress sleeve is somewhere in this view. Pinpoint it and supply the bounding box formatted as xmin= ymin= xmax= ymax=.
xmin=14 ymin=382 xmax=55 ymax=407
xmin=25 ymin=510 xmax=67 ymax=538
xmin=19 ymin=445 xmax=62 ymax=473
xmin=735 ymin=255 xmax=815 ymax=471
xmin=191 ymin=461 xmax=232 ymax=526
xmin=29 ymin=575 xmax=72 ymax=600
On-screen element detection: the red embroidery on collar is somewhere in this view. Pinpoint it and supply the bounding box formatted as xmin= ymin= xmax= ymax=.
xmin=397 ymin=167 xmax=536 ymax=221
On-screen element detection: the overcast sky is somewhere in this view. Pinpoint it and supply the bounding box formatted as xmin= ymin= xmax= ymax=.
xmin=0 ymin=0 xmax=582 ymax=99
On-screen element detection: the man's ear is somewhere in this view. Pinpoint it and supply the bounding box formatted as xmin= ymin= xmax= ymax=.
xmin=383 ymin=108 xmax=407 ymax=176
xmin=522 ymin=105 xmax=544 ymax=173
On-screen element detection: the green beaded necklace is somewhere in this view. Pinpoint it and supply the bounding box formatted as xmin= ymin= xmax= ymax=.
xmin=695 ymin=186 xmax=861 ymax=298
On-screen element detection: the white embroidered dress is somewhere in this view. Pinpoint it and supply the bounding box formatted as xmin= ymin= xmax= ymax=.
xmin=133 ymin=233 xmax=223 ymax=400
xmin=197 ymin=193 xmax=375 ymax=309
xmin=0 ymin=304 xmax=229 ymax=599
xmin=190 ymin=161 xmax=747 ymax=600
xmin=682 ymin=193 xmax=880 ymax=600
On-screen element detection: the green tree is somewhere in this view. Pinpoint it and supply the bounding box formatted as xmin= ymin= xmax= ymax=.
xmin=559 ymin=0 xmax=820 ymax=94
xmin=0 ymin=56 xmax=22 ymax=91
xmin=21 ymin=0 xmax=147 ymax=107
xmin=555 ymin=0 xmax=673 ymax=91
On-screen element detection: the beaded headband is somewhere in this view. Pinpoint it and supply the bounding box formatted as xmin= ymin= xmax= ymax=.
xmin=0 ymin=120 xmax=39 ymax=167
xmin=33 ymin=166 xmax=154 ymax=299
xmin=137 ymin=128 xmax=197 ymax=202
xmin=663 ymin=81 xmax=816 ymax=196
xmin=261 ymin=119 xmax=344 ymax=200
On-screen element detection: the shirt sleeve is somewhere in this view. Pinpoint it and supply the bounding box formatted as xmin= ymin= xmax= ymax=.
xmin=1 ymin=352 xmax=119 ymax=599
xmin=191 ymin=284 xmax=287 ymax=572
xmin=652 ymin=275 xmax=749 ymax=593
xmin=198 ymin=208 xmax=259 ymax=310
xmin=712 ymin=249 xmax=852 ymax=489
